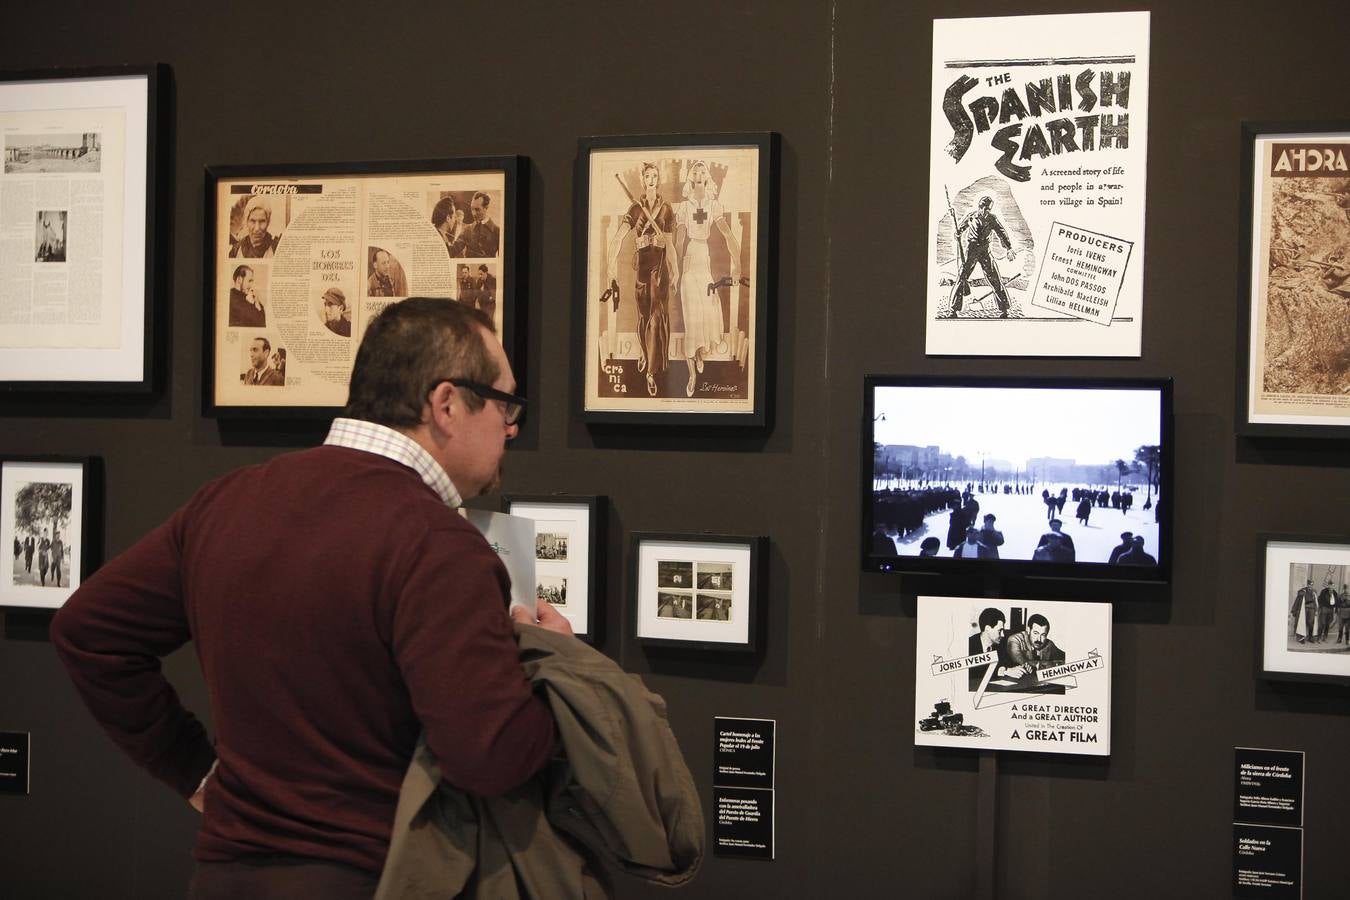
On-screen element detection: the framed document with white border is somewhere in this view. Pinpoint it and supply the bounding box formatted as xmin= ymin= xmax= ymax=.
xmin=0 ymin=65 xmax=164 ymax=395
xmin=631 ymin=532 xmax=765 ymax=652
xmin=1258 ymin=534 xmax=1350 ymax=685
xmin=504 ymin=494 xmax=605 ymax=643
xmin=0 ymin=456 xmax=100 ymax=610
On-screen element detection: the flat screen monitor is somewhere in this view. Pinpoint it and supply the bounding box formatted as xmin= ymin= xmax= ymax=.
xmin=863 ymin=375 xmax=1172 ymax=583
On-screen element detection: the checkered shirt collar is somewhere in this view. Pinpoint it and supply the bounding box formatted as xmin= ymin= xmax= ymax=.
xmin=324 ymin=417 xmax=462 ymax=508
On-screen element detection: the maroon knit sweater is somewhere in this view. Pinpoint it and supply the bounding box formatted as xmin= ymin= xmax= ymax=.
xmin=51 ymin=446 xmax=556 ymax=874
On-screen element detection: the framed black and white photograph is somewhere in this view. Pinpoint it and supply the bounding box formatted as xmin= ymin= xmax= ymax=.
xmin=0 ymin=65 xmax=164 ymax=394
xmin=1258 ymin=535 xmax=1350 ymax=685
xmin=505 ymin=495 xmax=605 ymax=642
xmin=0 ymin=457 xmax=99 ymax=610
xmin=205 ymin=156 xmax=523 ymax=417
xmin=576 ymin=133 xmax=778 ymax=427
xmin=631 ymin=532 xmax=765 ymax=651
xmin=1239 ymin=123 xmax=1350 ymax=438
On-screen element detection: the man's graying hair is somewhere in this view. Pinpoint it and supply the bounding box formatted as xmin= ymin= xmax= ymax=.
xmin=344 ymin=297 xmax=498 ymax=427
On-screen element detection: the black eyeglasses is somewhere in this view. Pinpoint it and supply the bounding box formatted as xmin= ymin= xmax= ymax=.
xmin=441 ymin=378 xmax=526 ymax=426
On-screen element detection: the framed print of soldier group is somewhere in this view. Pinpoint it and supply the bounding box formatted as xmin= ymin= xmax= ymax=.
xmin=203 ymin=156 xmax=523 ymax=417
xmin=576 ymin=133 xmax=777 ymax=427
xmin=1258 ymin=534 xmax=1350 ymax=686
xmin=1239 ymin=122 xmax=1350 ymax=438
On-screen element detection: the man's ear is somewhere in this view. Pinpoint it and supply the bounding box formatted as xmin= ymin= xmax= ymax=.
xmin=426 ymin=381 xmax=458 ymax=432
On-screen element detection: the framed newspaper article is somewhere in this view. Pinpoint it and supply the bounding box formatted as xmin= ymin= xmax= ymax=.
xmin=630 ymin=532 xmax=766 ymax=652
xmin=1258 ymin=534 xmax=1350 ymax=686
xmin=1240 ymin=123 xmax=1350 ymax=437
xmin=204 ymin=156 xmax=523 ymax=416
xmin=575 ymin=133 xmax=778 ymax=428
xmin=0 ymin=456 xmax=101 ymax=611
xmin=505 ymin=494 xmax=606 ymax=643
xmin=0 ymin=65 xmax=165 ymax=395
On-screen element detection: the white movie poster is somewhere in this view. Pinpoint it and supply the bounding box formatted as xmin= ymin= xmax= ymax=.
xmin=926 ymin=11 xmax=1150 ymax=356
xmin=914 ymin=597 xmax=1112 ymax=756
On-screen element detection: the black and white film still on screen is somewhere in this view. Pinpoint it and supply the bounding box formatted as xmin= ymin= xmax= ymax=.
xmin=865 ymin=377 xmax=1170 ymax=580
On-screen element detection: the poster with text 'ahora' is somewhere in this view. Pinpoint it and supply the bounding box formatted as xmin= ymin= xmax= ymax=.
xmin=926 ymin=11 xmax=1150 ymax=357
xmin=915 ymin=596 xmax=1112 ymax=756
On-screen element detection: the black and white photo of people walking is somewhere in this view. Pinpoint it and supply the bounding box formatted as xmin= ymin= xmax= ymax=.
xmin=871 ymin=384 xmax=1164 ymax=566
xmin=8 ymin=481 xmax=74 ymax=589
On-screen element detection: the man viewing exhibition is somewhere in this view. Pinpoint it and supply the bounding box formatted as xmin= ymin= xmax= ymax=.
xmin=51 ymin=299 xmax=568 ymax=897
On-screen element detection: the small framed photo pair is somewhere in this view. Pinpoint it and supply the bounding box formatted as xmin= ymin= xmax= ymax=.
xmin=505 ymin=495 xmax=605 ymax=643
xmin=575 ymin=133 xmax=778 ymax=428
xmin=204 ymin=156 xmax=524 ymax=417
xmin=0 ymin=457 xmax=100 ymax=611
xmin=1258 ymin=534 xmax=1350 ymax=686
xmin=1238 ymin=122 xmax=1350 ymax=438
xmin=631 ymin=532 xmax=766 ymax=652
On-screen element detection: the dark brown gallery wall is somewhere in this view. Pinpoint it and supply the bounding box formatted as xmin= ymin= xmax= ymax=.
xmin=2 ymin=2 xmax=1348 ymax=900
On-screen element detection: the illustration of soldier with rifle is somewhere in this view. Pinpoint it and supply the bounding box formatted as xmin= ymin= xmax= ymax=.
xmin=945 ymin=189 xmax=1017 ymax=319
xmin=601 ymin=163 xmax=678 ymax=397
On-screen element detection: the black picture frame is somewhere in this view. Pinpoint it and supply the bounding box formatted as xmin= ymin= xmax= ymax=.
xmin=0 ymin=64 xmax=166 ymax=397
xmin=1238 ymin=121 xmax=1350 ymax=439
xmin=1256 ymin=533 xmax=1350 ymax=686
xmin=630 ymin=532 xmax=766 ymax=652
xmin=574 ymin=132 xmax=778 ymax=428
xmin=204 ymin=156 xmax=526 ymax=418
xmin=504 ymin=494 xmax=606 ymax=644
xmin=0 ymin=455 xmax=102 ymax=611
xmin=863 ymin=374 xmax=1174 ymax=584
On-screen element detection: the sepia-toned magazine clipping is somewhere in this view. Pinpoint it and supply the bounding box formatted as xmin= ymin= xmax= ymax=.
xmin=214 ymin=170 xmax=505 ymax=409
xmin=584 ymin=145 xmax=759 ymax=414
xmin=1248 ymin=135 xmax=1350 ymax=425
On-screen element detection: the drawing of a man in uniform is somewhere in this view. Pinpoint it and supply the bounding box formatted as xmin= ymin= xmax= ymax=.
xmin=949 ymin=195 xmax=1016 ymax=318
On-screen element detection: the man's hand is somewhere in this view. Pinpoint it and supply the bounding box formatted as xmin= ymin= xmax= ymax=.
xmin=510 ymin=600 xmax=575 ymax=636
xmin=189 ymin=760 xmax=217 ymax=813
